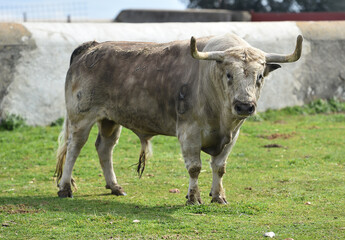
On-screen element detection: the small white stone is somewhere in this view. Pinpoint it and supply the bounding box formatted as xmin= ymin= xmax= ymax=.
xmin=133 ymin=219 xmax=140 ymax=223
xmin=263 ymin=232 xmax=275 ymax=238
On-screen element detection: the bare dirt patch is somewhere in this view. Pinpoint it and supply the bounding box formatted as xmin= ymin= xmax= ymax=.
xmin=0 ymin=204 xmax=43 ymax=214
xmin=259 ymin=132 xmax=296 ymax=140
xmin=263 ymin=144 xmax=284 ymax=148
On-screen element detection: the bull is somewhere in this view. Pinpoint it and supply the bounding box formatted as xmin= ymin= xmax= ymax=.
xmin=55 ymin=33 xmax=302 ymax=204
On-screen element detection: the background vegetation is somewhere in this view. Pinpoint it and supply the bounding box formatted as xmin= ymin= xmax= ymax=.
xmin=0 ymin=100 xmax=344 ymax=239
xmin=185 ymin=0 xmax=345 ymax=12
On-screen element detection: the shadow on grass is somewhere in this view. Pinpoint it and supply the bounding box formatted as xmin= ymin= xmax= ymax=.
xmin=0 ymin=195 xmax=185 ymax=222
xmin=0 ymin=193 xmax=266 ymax=221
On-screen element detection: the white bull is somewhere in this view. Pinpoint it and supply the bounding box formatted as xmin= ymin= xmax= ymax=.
xmin=55 ymin=33 xmax=302 ymax=204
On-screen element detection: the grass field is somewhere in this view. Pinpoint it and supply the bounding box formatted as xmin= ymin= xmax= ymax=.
xmin=0 ymin=102 xmax=344 ymax=239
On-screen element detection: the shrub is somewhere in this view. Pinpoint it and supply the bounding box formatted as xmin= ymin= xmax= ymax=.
xmin=50 ymin=118 xmax=64 ymax=127
xmin=0 ymin=114 xmax=26 ymax=131
xmin=251 ymin=98 xmax=345 ymax=121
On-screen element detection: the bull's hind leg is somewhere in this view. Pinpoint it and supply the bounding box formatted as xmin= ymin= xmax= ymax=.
xmin=95 ymin=119 xmax=126 ymax=196
xmin=58 ymin=121 xmax=93 ymax=198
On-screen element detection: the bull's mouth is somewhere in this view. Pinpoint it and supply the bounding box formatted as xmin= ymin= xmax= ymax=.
xmin=233 ymin=113 xmax=253 ymax=120
xmin=236 ymin=115 xmax=249 ymax=120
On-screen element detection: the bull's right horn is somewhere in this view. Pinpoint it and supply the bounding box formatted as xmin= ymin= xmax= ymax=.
xmin=265 ymin=35 xmax=303 ymax=63
xmin=190 ymin=36 xmax=225 ymax=62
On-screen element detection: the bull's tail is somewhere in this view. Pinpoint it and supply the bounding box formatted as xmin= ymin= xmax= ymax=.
xmin=137 ymin=139 xmax=153 ymax=178
xmin=54 ymin=114 xmax=77 ymax=189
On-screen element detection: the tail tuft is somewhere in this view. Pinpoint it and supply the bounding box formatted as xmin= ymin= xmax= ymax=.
xmin=54 ymin=115 xmax=77 ymax=189
xmin=137 ymin=140 xmax=152 ymax=178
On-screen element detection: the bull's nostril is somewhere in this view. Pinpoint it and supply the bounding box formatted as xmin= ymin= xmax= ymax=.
xmin=235 ymin=105 xmax=242 ymax=113
xmin=248 ymin=105 xmax=255 ymax=114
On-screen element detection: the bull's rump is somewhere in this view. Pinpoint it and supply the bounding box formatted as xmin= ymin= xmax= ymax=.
xmin=64 ymin=40 xmax=200 ymax=136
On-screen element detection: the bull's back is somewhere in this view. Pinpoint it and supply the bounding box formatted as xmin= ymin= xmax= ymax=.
xmin=65 ymin=40 xmax=201 ymax=136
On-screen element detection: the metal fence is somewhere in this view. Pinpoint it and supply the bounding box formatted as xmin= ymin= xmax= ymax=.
xmin=0 ymin=2 xmax=88 ymax=22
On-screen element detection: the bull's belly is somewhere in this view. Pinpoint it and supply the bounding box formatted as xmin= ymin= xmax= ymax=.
xmin=105 ymin=106 xmax=177 ymax=136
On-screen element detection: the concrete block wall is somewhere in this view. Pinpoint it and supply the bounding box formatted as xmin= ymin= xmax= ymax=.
xmin=0 ymin=21 xmax=344 ymax=126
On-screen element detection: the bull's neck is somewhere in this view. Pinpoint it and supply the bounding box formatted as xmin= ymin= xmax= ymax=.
xmin=196 ymin=64 xmax=227 ymax=120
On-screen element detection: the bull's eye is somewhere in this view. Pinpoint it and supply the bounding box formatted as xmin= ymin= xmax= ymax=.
xmin=256 ymin=74 xmax=263 ymax=86
xmin=226 ymin=72 xmax=233 ymax=85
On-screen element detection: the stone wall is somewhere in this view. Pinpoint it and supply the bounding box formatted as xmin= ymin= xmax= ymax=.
xmin=0 ymin=21 xmax=344 ymax=125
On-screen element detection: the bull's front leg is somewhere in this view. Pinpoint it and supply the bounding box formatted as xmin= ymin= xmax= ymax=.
xmin=178 ymin=125 xmax=203 ymax=205
xmin=210 ymin=151 xmax=229 ymax=204
xmin=210 ymin=131 xmax=239 ymax=204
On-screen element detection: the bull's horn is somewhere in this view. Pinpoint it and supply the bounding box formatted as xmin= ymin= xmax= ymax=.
xmin=190 ymin=36 xmax=224 ymax=62
xmin=265 ymin=35 xmax=303 ymax=63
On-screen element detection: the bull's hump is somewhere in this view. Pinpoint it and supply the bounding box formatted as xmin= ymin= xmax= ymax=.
xmin=100 ymin=40 xmax=188 ymax=53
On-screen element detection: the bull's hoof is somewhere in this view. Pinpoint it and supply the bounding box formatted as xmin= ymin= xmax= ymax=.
xmin=211 ymin=196 xmax=228 ymax=204
xmin=105 ymin=184 xmax=127 ymax=196
xmin=186 ymin=199 xmax=203 ymax=205
xmin=58 ymin=189 xmax=73 ymax=198
xmin=111 ymin=188 xmax=127 ymax=196
xmin=185 ymin=193 xmax=203 ymax=205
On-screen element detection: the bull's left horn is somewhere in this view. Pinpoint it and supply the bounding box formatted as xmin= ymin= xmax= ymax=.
xmin=265 ymin=35 xmax=303 ymax=63
xmin=190 ymin=36 xmax=224 ymax=62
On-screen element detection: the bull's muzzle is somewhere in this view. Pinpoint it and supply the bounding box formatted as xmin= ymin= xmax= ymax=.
xmin=234 ymin=101 xmax=256 ymax=117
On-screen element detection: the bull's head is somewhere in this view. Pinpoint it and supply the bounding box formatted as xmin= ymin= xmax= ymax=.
xmin=191 ymin=35 xmax=303 ymax=119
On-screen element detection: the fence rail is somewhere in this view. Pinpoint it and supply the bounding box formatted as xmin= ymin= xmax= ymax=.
xmin=0 ymin=2 xmax=87 ymax=22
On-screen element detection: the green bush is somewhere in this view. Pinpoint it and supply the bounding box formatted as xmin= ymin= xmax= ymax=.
xmin=50 ymin=118 xmax=64 ymax=127
xmin=253 ymin=98 xmax=345 ymax=121
xmin=0 ymin=114 xmax=26 ymax=131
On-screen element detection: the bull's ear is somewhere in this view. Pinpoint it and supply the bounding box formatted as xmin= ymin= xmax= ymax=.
xmin=264 ymin=64 xmax=281 ymax=77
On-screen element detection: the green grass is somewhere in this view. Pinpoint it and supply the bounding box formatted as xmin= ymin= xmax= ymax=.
xmin=0 ymin=107 xmax=345 ymax=239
